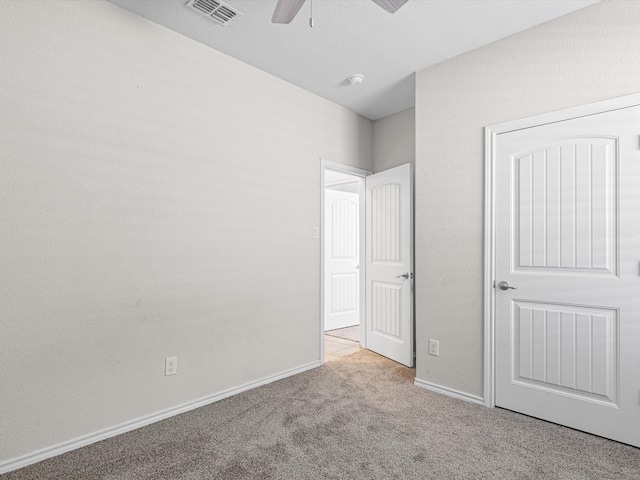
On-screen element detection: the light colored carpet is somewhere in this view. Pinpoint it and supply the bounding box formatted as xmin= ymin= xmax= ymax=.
xmin=5 ymin=349 xmax=640 ymax=479
xmin=325 ymin=325 xmax=359 ymax=342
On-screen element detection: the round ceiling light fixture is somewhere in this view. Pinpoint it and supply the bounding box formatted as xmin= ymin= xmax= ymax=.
xmin=348 ymin=74 xmax=364 ymax=85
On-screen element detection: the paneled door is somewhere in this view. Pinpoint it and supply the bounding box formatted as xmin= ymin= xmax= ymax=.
xmin=494 ymin=105 xmax=640 ymax=447
xmin=324 ymin=188 xmax=359 ymax=331
xmin=365 ymin=163 xmax=414 ymax=367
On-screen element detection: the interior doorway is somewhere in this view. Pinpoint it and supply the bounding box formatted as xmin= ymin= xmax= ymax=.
xmin=320 ymin=161 xmax=370 ymax=362
xmin=320 ymin=160 xmax=415 ymax=367
xmin=324 ymin=170 xmax=362 ymax=361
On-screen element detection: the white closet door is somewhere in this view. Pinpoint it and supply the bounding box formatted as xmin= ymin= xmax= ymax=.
xmin=494 ymin=105 xmax=640 ymax=447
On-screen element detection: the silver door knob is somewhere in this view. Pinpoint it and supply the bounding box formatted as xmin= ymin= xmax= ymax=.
xmin=396 ymin=273 xmax=409 ymax=279
xmin=498 ymin=281 xmax=517 ymax=291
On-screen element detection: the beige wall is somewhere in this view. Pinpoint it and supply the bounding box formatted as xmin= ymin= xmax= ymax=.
xmin=415 ymin=0 xmax=640 ymax=398
xmin=372 ymin=107 xmax=415 ymax=173
xmin=0 ymin=0 xmax=372 ymax=465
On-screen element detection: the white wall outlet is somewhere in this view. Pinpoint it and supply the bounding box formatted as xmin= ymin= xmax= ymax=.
xmin=428 ymin=339 xmax=440 ymax=356
xmin=165 ymin=356 xmax=177 ymax=376
xmin=312 ymin=226 xmax=319 ymax=239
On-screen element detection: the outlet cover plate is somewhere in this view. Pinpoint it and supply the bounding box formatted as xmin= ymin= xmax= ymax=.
xmin=165 ymin=356 xmax=178 ymax=376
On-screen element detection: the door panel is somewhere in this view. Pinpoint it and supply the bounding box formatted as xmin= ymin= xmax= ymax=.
xmin=324 ymin=189 xmax=359 ymax=331
xmin=495 ymin=105 xmax=640 ymax=447
xmin=366 ymin=164 xmax=413 ymax=367
xmin=513 ymin=138 xmax=617 ymax=276
xmin=371 ymin=183 xmax=402 ymax=262
xmin=372 ymin=281 xmax=402 ymax=338
xmin=511 ymin=300 xmax=618 ymax=406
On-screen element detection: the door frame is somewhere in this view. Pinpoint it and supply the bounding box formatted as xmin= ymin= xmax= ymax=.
xmin=320 ymin=159 xmax=372 ymax=364
xmin=483 ymin=92 xmax=640 ymax=408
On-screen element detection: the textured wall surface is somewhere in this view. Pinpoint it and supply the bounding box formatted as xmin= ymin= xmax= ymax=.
xmin=414 ymin=0 xmax=640 ymax=397
xmin=0 ymin=0 xmax=372 ymax=464
xmin=372 ymin=108 xmax=415 ymax=173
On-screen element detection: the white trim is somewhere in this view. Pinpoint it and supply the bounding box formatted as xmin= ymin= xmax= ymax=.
xmin=487 ymin=92 xmax=640 ymax=135
xmin=483 ymin=92 xmax=640 ymax=411
xmin=320 ymin=158 xmax=372 ymax=363
xmin=414 ymin=378 xmax=484 ymax=405
xmin=322 ymin=159 xmax=372 ymax=179
xmin=0 ymin=361 xmax=321 ymax=475
xmin=483 ymin=127 xmax=497 ymax=408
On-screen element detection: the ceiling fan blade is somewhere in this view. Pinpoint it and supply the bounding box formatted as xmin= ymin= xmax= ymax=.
xmin=272 ymin=0 xmax=307 ymax=24
xmin=371 ymin=0 xmax=409 ymax=14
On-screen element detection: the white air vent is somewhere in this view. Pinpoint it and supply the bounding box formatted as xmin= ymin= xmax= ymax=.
xmin=186 ymin=0 xmax=242 ymax=26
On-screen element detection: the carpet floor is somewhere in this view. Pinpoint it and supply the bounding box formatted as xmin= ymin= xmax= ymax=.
xmin=4 ymin=349 xmax=640 ymax=479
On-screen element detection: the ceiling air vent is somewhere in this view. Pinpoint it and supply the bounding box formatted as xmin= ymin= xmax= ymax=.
xmin=186 ymin=0 xmax=242 ymax=27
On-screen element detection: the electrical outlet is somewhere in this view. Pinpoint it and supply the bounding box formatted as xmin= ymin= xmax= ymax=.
xmin=165 ymin=356 xmax=177 ymax=376
xmin=428 ymin=339 xmax=439 ymax=356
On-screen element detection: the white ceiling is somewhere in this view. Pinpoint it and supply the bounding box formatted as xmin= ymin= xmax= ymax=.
xmin=108 ymin=0 xmax=599 ymax=120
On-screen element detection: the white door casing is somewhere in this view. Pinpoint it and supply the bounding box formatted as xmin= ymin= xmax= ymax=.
xmin=492 ymin=104 xmax=640 ymax=447
xmin=365 ymin=163 xmax=414 ymax=367
xmin=324 ymin=188 xmax=360 ymax=331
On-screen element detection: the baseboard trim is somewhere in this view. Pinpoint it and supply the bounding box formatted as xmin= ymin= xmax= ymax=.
xmin=0 ymin=360 xmax=321 ymax=475
xmin=414 ymin=378 xmax=484 ymax=405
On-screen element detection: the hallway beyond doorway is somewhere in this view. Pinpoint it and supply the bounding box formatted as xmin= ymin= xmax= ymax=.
xmin=326 ymin=325 xmax=359 ymax=342
xmin=325 ymin=326 xmax=360 ymax=362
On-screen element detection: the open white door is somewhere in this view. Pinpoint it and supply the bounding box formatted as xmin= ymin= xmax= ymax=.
xmin=324 ymin=188 xmax=359 ymax=331
xmin=365 ymin=163 xmax=414 ymax=367
xmin=494 ymin=104 xmax=640 ymax=447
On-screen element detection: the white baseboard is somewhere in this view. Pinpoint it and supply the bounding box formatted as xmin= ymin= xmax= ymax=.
xmin=0 ymin=360 xmax=321 ymax=475
xmin=414 ymin=378 xmax=484 ymax=405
